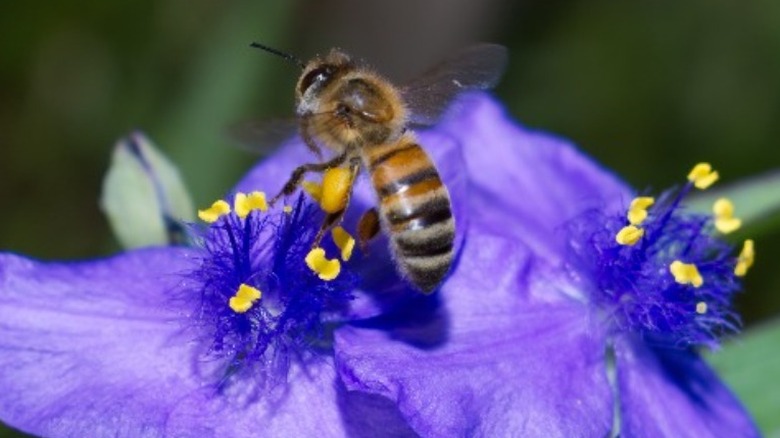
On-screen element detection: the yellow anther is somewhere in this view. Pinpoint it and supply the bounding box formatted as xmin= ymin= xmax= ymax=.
xmin=305 ymin=247 xmax=341 ymax=281
xmin=695 ymin=302 xmax=708 ymax=315
xmin=332 ymin=226 xmax=356 ymax=261
xmin=627 ymin=208 xmax=648 ymax=226
xmin=616 ymin=225 xmax=644 ymax=246
xmin=228 ymin=284 xmax=262 ymax=314
xmin=670 ymin=260 xmax=703 ymax=288
xmin=630 ymin=197 xmax=655 ymax=211
xmin=712 ymin=198 xmax=741 ymax=234
xmin=627 ymin=197 xmax=654 ymax=225
xmin=735 ymin=239 xmax=755 ymax=277
xmin=301 ymin=181 xmax=323 ymax=202
xmin=283 ymin=205 xmax=293 ymax=214
xmin=198 ymin=200 xmax=231 ymax=223
xmin=320 ymin=167 xmax=353 ymax=214
xmin=687 ymin=162 xmax=719 ymax=190
xmin=234 ymin=191 xmax=269 ymax=218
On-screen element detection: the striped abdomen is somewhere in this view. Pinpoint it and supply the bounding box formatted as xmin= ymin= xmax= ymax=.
xmin=363 ymin=133 xmax=455 ymax=293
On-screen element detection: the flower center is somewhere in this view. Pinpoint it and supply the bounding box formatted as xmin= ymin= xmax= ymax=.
xmin=566 ymin=163 xmax=754 ymax=348
xmin=183 ymin=192 xmax=357 ymax=386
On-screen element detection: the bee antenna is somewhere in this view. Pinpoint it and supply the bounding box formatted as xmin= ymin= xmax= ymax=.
xmin=250 ymin=42 xmax=305 ymax=69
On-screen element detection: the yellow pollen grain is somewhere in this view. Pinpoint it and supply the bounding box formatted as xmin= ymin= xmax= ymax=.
xmin=228 ymin=283 xmax=262 ymax=313
xmin=320 ymin=167 xmax=353 ymax=214
xmin=687 ymin=162 xmax=719 ymax=190
xmin=713 ymin=198 xmax=741 ymax=234
xmin=234 ymin=191 xmax=269 ymax=218
xmin=735 ymin=239 xmax=755 ymax=277
xmin=305 ymin=247 xmax=341 ymax=281
xmin=616 ymin=225 xmax=644 ymax=246
xmin=198 ymin=200 xmax=231 ymax=223
xmin=696 ymin=301 xmax=708 ymax=315
xmin=670 ymin=260 xmax=703 ymax=288
xmin=332 ymin=226 xmax=356 ymax=261
xmin=302 ymin=181 xmax=323 ymax=202
xmin=283 ymin=205 xmax=293 ymax=214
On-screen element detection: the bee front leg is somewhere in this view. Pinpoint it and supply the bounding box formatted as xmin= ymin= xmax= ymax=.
xmin=269 ymin=151 xmax=350 ymax=206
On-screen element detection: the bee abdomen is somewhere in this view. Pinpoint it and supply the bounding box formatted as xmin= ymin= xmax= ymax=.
xmin=366 ymin=138 xmax=455 ymax=293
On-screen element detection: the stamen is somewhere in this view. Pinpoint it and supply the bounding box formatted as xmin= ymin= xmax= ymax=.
xmin=696 ymin=301 xmax=708 ymax=315
xmin=198 ymin=200 xmax=231 ymax=223
xmin=627 ymin=208 xmax=648 ymax=226
xmin=687 ymin=162 xmax=719 ymax=190
xmin=616 ymin=225 xmax=644 ymax=246
xmin=629 ymin=196 xmax=655 ymax=211
xmin=735 ymin=239 xmax=755 ymax=277
xmin=713 ymin=198 xmax=741 ymax=234
xmin=228 ymin=283 xmax=262 ymax=313
xmin=670 ymin=260 xmax=704 ymax=288
xmin=234 ymin=191 xmax=268 ymax=218
xmin=320 ymin=167 xmax=353 ymax=213
xmin=332 ymin=226 xmax=355 ymax=261
xmin=305 ymin=247 xmax=341 ymax=280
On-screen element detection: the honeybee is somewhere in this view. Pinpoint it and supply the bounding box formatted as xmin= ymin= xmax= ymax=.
xmin=249 ymin=43 xmax=507 ymax=293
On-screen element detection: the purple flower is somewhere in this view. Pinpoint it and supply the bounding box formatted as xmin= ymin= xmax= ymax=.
xmin=327 ymin=94 xmax=760 ymax=437
xmin=0 ymin=91 xmax=758 ymax=438
xmin=0 ymin=190 xmax=410 ymax=434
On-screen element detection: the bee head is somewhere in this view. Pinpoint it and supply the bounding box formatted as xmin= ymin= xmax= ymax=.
xmin=297 ymin=49 xmax=353 ymax=99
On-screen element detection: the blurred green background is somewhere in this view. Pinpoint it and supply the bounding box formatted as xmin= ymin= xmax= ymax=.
xmin=1 ymin=1 xmax=778 ymax=436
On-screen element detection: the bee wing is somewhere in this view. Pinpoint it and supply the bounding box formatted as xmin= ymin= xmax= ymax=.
xmin=227 ymin=117 xmax=300 ymax=156
xmin=401 ymin=44 xmax=508 ymax=126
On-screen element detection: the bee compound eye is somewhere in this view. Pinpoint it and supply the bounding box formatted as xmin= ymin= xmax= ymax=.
xmin=299 ymin=66 xmax=333 ymax=94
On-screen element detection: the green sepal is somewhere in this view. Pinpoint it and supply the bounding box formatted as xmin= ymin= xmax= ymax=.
xmin=100 ymin=131 xmax=194 ymax=248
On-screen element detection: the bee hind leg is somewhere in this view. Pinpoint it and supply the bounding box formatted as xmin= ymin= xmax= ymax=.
xmin=311 ymin=157 xmax=361 ymax=248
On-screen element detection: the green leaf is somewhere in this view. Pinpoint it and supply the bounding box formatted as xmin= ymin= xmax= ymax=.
xmin=707 ymin=319 xmax=780 ymax=436
xmin=688 ymin=170 xmax=780 ymax=234
xmin=100 ymin=132 xmax=194 ymax=249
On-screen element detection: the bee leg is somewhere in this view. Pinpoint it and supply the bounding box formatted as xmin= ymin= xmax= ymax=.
xmin=269 ymin=151 xmax=349 ymax=206
xmin=357 ymin=207 xmax=381 ymax=254
xmin=301 ymin=124 xmax=324 ymax=160
xmin=312 ymin=209 xmax=346 ymax=248
xmin=311 ymin=157 xmax=361 ymax=248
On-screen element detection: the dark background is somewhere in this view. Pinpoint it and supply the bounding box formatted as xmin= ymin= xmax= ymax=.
xmin=1 ymin=1 xmax=778 ymax=436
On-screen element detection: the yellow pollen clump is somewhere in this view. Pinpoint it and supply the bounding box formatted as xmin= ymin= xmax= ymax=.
xmin=301 ymin=181 xmax=323 ymax=202
xmin=687 ymin=162 xmax=719 ymax=190
xmin=305 ymin=247 xmax=341 ymax=281
xmin=320 ymin=167 xmax=353 ymax=213
xmin=712 ymin=197 xmax=742 ymax=234
xmin=616 ymin=225 xmax=644 ymax=246
xmin=228 ymin=283 xmax=262 ymax=313
xmin=735 ymin=239 xmax=755 ymax=277
xmin=696 ymin=301 xmax=708 ymax=315
xmin=283 ymin=205 xmax=293 ymax=214
xmin=198 ymin=200 xmax=231 ymax=223
xmin=234 ymin=191 xmax=269 ymax=218
xmin=670 ymin=260 xmax=703 ymax=288
xmin=332 ymin=226 xmax=356 ymax=261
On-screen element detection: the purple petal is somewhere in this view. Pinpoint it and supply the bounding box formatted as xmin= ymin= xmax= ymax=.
xmin=438 ymin=93 xmax=631 ymax=261
xmin=0 ymin=250 xmax=367 ymax=437
xmin=335 ymin=231 xmax=613 ymax=436
xmin=615 ymin=336 xmax=760 ymax=437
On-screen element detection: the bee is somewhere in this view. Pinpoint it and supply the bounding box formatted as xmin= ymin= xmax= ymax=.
xmin=248 ymin=43 xmax=507 ymax=293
